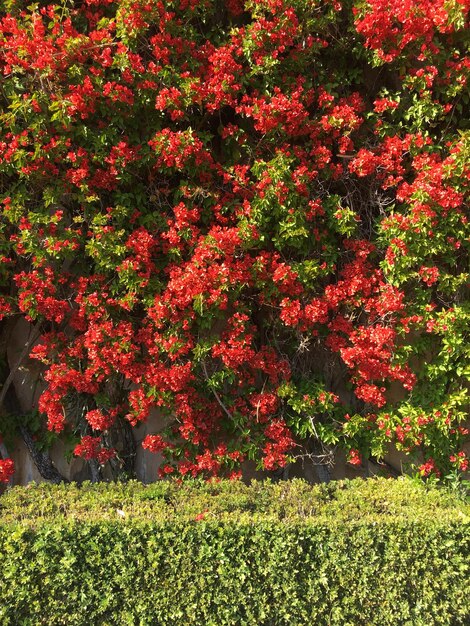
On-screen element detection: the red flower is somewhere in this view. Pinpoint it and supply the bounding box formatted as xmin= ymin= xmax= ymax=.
xmin=419 ymin=266 xmax=439 ymax=286
xmin=418 ymin=458 xmax=440 ymax=477
xmin=85 ymin=409 xmax=115 ymax=431
xmin=74 ymin=436 xmax=116 ymax=464
xmin=0 ymin=458 xmax=14 ymax=483
xmin=347 ymin=449 xmax=362 ymax=467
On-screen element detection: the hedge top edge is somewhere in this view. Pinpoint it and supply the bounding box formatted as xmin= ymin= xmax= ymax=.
xmin=1 ymin=477 xmax=468 ymax=527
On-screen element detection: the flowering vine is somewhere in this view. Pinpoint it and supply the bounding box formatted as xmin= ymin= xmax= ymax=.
xmin=0 ymin=0 xmax=468 ymax=481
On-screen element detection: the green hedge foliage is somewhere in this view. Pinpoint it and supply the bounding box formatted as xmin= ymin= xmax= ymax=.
xmin=0 ymin=478 xmax=469 ymax=626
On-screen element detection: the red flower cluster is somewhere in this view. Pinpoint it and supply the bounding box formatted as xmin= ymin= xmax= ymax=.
xmin=347 ymin=449 xmax=362 ymax=467
xmin=0 ymin=0 xmax=467 ymax=481
xmin=0 ymin=458 xmax=14 ymax=483
xmin=74 ymin=436 xmax=116 ymax=464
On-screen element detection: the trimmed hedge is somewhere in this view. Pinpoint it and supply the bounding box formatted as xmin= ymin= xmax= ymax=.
xmin=0 ymin=478 xmax=469 ymax=625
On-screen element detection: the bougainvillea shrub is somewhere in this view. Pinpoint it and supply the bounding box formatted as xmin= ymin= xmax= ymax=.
xmin=0 ymin=0 xmax=468 ymax=481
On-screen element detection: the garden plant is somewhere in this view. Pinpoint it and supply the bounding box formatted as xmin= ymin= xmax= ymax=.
xmin=0 ymin=0 xmax=468 ymax=483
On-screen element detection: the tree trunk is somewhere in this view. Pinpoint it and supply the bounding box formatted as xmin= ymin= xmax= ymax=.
xmin=19 ymin=425 xmax=68 ymax=484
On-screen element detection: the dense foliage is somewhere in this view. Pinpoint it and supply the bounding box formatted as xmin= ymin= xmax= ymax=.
xmin=0 ymin=0 xmax=468 ymax=482
xmin=0 ymin=478 xmax=468 ymax=624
